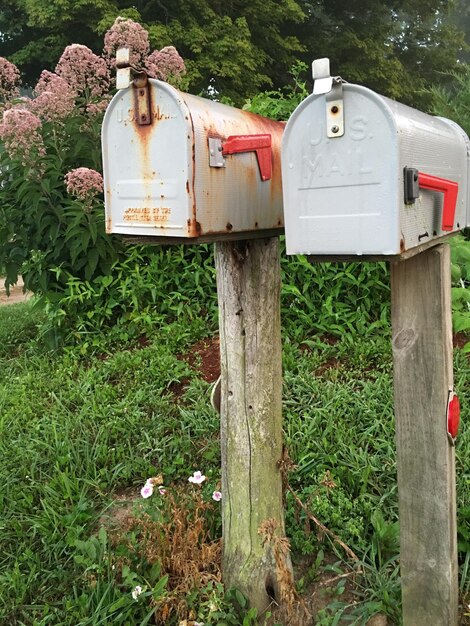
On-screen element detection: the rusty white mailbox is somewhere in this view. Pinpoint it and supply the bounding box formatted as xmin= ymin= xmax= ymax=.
xmin=281 ymin=58 xmax=470 ymax=257
xmin=102 ymin=61 xmax=284 ymax=242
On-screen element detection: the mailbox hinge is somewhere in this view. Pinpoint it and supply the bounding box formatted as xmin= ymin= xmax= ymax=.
xmin=312 ymin=58 xmax=344 ymax=138
xmin=208 ymin=134 xmax=272 ymax=181
xmin=116 ymin=47 xmax=152 ymax=126
xmin=133 ymin=73 xmax=152 ymax=126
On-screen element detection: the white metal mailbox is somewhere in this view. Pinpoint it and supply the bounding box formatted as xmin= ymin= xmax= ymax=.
xmin=102 ymin=71 xmax=285 ymax=242
xmin=281 ymin=59 xmax=470 ymax=257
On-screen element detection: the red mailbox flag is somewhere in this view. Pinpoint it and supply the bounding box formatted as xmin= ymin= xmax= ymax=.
xmin=418 ymin=173 xmax=459 ymax=232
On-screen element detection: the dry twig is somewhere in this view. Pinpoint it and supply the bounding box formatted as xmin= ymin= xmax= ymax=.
xmin=319 ymin=569 xmax=363 ymax=586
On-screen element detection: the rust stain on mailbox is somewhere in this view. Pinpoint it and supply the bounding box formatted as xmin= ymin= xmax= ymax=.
xmin=103 ymin=78 xmax=285 ymax=240
xmin=193 ymin=102 xmax=285 ymax=236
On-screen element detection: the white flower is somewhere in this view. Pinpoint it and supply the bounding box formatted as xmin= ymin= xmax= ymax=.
xmin=131 ymin=585 xmax=142 ymax=600
xmin=212 ymin=491 xmax=222 ymax=502
xmin=188 ymin=471 xmax=206 ymax=485
xmin=141 ymin=481 xmax=154 ymax=498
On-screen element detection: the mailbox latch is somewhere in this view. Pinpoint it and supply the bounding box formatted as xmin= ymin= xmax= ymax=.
xmin=209 ymin=134 xmax=272 ymax=181
xmin=312 ymin=58 xmax=345 ymax=138
xmin=404 ymin=166 xmax=459 ymax=232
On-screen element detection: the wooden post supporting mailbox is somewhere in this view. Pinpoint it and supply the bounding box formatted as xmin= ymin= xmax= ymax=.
xmin=391 ymin=244 xmax=458 ymax=625
xmin=214 ymin=237 xmax=291 ymax=613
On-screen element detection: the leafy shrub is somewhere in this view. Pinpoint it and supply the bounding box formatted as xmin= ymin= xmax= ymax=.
xmin=40 ymin=243 xmax=218 ymax=349
xmin=450 ymin=236 xmax=470 ymax=342
xmin=280 ymin=253 xmax=390 ymax=341
xmin=243 ymin=61 xmax=310 ymax=120
xmin=0 ymin=19 xmax=188 ymax=346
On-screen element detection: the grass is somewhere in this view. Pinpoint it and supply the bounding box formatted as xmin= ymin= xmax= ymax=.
xmin=0 ymin=301 xmax=469 ymax=625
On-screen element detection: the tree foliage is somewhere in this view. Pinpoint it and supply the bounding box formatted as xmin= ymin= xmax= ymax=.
xmin=295 ymin=0 xmax=468 ymax=108
xmin=1 ymin=0 xmax=468 ymax=106
xmin=449 ymin=0 xmax=470 ymax=62
xmin=0 ymin=0 xmax=304 ymax=104
xmin=430 ymin=65 xmax=470 ymax=135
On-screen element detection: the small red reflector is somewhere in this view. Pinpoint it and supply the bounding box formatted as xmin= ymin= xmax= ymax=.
xmin=447 ymin=393 xmax=460 ymax=440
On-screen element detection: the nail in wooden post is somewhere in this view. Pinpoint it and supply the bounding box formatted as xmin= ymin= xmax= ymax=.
xmin=391 ymin=244 xmax=458 ymax=625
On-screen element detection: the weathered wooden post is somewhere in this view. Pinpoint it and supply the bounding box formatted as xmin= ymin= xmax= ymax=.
xmin=281 ymin=58 xmax=467 ymax=625
xmin=391 ymin=244 xmax=458 ymax=625
xmin=215 ymin=237 xmax=289 ymax=611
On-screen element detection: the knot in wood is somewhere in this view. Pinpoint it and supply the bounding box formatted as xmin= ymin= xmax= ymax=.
xmin=393 ymin=328 xmax=416 ymax=350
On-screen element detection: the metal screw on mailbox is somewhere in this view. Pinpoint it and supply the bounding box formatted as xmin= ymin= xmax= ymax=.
xmin=331 ymin=125 xmax=340 ymax=134
xmin=331 ymin=105 xmax=339 ymax=114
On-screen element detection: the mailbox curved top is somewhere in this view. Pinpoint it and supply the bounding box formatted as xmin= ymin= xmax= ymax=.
xmin=102 ymin=78 xmax=285 ymax=241
xmin=282 ymin=83 xmax=470 ymax=257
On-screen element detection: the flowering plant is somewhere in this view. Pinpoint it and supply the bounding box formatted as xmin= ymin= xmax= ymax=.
xmin=0 ymin=18 xmax=186 ymax=343
xmin=120 ymin=471 xmax=223 ymax=623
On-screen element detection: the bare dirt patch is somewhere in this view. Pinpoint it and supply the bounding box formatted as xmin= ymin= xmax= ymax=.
xmin=315 ymin=356 xmax=343 ymax=376
xmin=0 ymin=277 xmax=31 ymax=306
xmin=178 ymin=336 xmax=221 ymax=384
xmin=453 ymin=332 xmax=469 ymax=350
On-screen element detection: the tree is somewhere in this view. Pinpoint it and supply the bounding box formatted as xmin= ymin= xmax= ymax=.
xmin=295 ymin=0 xmax=468 ymax=109
xmin=134 ymin=0 xmax=305 ymax=102
xmin=3 ymin=0 xmax=468 ymax=107
xmin=0 ymin=0 xmax=305 ymax=104
xmin=430 ymin=64 xmax=470 ymax=135
xmin=449 ymin=0 xmax=470 ymax=62
xmin=0 ymin=0 xmax=107 ymax=85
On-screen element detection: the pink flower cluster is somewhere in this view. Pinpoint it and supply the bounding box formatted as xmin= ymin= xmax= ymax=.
xmin=0 ymin=57 xmax=20 ymax=104
xmin=103 ymin=17 xmax=150 ymax=67
xmin=65 ymin=167 xmax=103 ymax=200
xmin=32 ymin=70 xmax=76 ymax=122
xmin=85 ymin=95 xmax=112 ymax=117
xmin=0 ymin=107 xmax=45 ymax=163
xmin=56 ymin=45 xmax=110 ymax=100
xmin=145 ymin=46 xmax=186 ymax=82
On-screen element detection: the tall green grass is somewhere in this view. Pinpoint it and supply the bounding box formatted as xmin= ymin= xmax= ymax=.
xmin=0 ymin=301 xmax=468 ymax=625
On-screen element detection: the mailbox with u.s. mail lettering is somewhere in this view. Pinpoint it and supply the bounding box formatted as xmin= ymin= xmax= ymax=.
xmin=102 ymin=51 xmax=285 ymax=243
xmin=281 ymin=58 xmax=470 ymax=257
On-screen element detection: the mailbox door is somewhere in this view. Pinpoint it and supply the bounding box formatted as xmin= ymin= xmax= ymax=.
xmin=102 ymin=81 xmax=194 ymax=237
xmin=282 ymin=85 xmax=401 ymax=256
